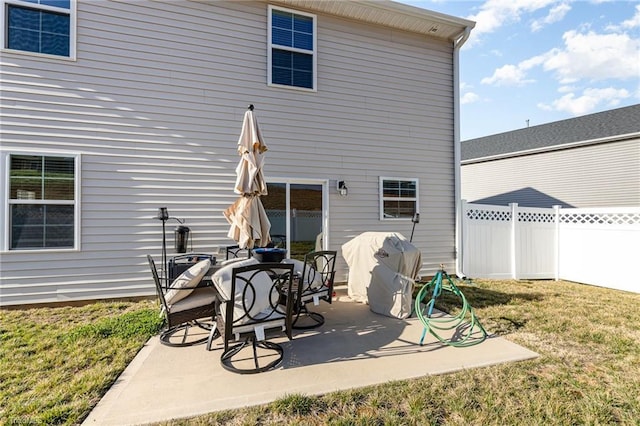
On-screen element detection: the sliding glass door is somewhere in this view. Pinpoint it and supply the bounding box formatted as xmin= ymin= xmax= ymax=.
xmin=261 ymin=181 xmax=326 ymax=260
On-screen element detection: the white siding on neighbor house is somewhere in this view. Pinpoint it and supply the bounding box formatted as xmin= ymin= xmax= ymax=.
xmin=1 ymin=0 xmax=458 ymax=305
xmin=461 ymin=138 xmax=640 ymax=208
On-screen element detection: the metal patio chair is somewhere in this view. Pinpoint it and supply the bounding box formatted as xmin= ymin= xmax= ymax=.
xmin=225 ymin=244 xmax=252 ymax=261
xmin=291 ymin=250 xmax=337 ymax=329
xmin=209 ymin=261 xmax=295 ymax=374
xmin=147 ymin=255 xmax=217 ymax=347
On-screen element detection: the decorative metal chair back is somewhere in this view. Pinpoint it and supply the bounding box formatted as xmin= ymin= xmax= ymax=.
xmin=147 ymin=255 xmax=216 ymax=347
xmin=293 ymin=250 xmax=337 ymax=329
xmin=268 ymin=234 xmax=287 ymax=249
xmin=225 ymin=244 xmax=252 ymax=260
xmin=213 ymin=262 xmax=295 ymax=374
xmin=148 ymin=255 xmax=170 ymax=314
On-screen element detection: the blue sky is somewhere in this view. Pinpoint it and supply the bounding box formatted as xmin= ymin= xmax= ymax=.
xmin=396 ymin=0 xmax=640 ymax=140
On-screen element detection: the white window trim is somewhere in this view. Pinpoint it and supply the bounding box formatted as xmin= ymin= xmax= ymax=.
xmin=1 ymin=149 xmax=81 ymax=252
xmin=379 ymin=176 xmax=420 ymax=221
xmin=1 ymin=0 xmax=77 ymax=61
xmin=267 ymin=4 xmax=317 ymax=92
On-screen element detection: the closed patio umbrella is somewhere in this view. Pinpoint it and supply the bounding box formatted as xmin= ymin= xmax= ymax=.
xmin=223 ymin=105 xmax=271 ymax=249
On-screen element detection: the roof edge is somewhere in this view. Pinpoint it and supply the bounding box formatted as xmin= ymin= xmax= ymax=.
xmin=462 ymin=132 xmax=640 ymax=165
xmin=266 ymin=0 xmax=475 ymax=41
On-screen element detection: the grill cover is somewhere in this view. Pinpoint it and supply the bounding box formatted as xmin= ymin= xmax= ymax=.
xmin=341 ymin=232 xmax=422 ymax=319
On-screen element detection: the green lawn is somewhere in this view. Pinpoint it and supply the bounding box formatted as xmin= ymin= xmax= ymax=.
xmin=1 ymin=279 xmax=639 ymax=425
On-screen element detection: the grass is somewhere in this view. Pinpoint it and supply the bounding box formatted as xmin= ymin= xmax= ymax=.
xmin=1 ymin=279 xmax=639 ymax=425
xmin=0 ymin=300 xmax=163 ymax=425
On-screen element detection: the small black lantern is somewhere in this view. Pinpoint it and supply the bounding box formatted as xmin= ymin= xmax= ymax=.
xmin=174 ymin=225 xmax=190 ymax=253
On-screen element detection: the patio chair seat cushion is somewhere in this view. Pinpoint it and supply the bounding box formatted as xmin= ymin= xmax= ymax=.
xmin=165 ymin=259 xmax=212 ymax=307
xmin=170 ymin=287 xmax=217 ymax=313
xmin=223 ymin=307 xmax=287 ymax=337
xmin=212 ymin=258 xmax=278 ymax=321
xmin=282 ymin=258 xmax=323 ymax=290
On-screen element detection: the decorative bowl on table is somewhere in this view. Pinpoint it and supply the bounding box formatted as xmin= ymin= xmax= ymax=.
xmin=252 ymin=247 xmax=286 ymax=263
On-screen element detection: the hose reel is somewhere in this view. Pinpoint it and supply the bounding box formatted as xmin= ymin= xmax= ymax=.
xmin=414 ymin=265 xmax=487 ymax=347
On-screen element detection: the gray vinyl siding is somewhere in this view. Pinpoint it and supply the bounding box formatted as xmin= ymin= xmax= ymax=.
xmin=461 ymin=138 xmax=640 ymax=208
xmin=0 ymin=0 xmax=456 ymax=305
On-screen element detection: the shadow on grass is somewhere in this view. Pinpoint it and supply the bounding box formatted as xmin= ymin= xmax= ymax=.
xmin=413 ymin=281 xmax=546 ymax=336
xmin=414 ymin=282 xmax=545 ymax=310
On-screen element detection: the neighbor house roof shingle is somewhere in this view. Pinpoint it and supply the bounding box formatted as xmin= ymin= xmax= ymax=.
xmin=461 ymin=104 xmax=640 ymax=162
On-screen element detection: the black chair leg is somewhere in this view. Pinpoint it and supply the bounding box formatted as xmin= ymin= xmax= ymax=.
xmin=206 ymin=326 xmax=221 ymax=351
xmin=160 ymin=320 xmax=214 ymax=347
xmin=292 ymin=305 xmax=325 ymax=330
xmin=220 ymin=338 xmax=284 ymax=374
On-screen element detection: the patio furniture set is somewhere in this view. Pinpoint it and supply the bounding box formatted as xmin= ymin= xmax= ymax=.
xmin=147 ymin=248 xmax=337 ymax=374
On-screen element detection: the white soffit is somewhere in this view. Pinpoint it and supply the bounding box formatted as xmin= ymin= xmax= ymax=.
xmin=269 ymin=0 xmax=475 ymax=41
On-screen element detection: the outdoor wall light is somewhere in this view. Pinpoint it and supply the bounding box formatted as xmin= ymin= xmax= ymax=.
xmin=337 ymin=180 xmax=348 ymax=196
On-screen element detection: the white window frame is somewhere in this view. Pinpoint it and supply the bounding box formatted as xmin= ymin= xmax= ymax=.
xmin=267 ymin=4 xmax=317 ymax=92
xmin=1 ymin=0 xmax=77 ymax=60
xmin=1 ymin=150 xmax=81 ymax=252
xmin=379 ymin=177 xmax=419 ymax=221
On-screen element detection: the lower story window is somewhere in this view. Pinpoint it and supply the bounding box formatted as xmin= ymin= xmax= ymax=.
xmin=380 ymin=177 xmax=419 ymax=220
xmin=7 ymin=153 xmax=78 ymax=250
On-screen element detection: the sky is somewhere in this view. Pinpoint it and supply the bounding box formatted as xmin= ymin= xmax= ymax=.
xmin=396 ymin=0 xmax=640 ymax=140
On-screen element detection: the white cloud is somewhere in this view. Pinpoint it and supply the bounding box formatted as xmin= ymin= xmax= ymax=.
xmin=461 ymin=92 xmax=480 ymax=104
xmin=481 ymin=64 xmax=531 ymax=86
xmin=481 ymin=55 xmax=545 ymax=86
xmin=543 ymin=30 xmax=640 ymax=83
xmin=623 ymin=4 xmax=640 ymax=28
xmin=465 ymin=0 xmax=558 ymax=46
xmin=538 ymin=87 xmax=630 ymax=115
xmin=482 ymin=29 xmax=639 ymax=86
xmin=530 ymin=2 xmax=571 ymax=32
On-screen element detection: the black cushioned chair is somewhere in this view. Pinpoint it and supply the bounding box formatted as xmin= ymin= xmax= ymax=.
xmin=209 ymin=261 xmax=295 ymax=374
xmin=292 ymin=250 xmax=337 ymax=329
xmin=147 ymin=255 xmax=217 ymax=347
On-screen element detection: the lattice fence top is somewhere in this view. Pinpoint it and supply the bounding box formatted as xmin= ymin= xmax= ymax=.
xmin=464 ymin=204 xmax=640 ymax=225
xmin=518 ymin=211 xmax=555 ymax=223
xmin=466 ymin=208 xmax=511 ymax=222
xmin=559 ymin=211 xmax=640 ymax=225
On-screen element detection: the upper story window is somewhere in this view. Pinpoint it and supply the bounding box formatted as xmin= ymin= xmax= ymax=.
xmin=2 ymin=0 xmax=76 ymax=59
xmin=268 ymin=5 xmax=316 ymax=91
xmin=379 ymin=177 xmax=419 ymax=220
xmin=5 ymin=153 xmax=79 ymax=250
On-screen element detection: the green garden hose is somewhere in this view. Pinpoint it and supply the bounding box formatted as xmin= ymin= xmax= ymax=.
xmin=414 ymin=266 xmax=487 ymax=347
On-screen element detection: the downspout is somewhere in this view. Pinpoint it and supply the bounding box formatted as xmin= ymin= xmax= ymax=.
xmin=453 ymin=27 xmax=471 ymax=278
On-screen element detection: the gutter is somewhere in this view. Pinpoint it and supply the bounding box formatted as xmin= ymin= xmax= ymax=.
xmin=453 ymin=27 xmax=472 ymax=279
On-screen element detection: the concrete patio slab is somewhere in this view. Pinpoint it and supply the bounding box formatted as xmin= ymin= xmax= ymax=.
xmin=83 ymin=289 xmax=538 ymax=425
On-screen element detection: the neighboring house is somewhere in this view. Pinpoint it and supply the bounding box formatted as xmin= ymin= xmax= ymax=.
xmin=461 ymin=104 xmax=640 ymax=208
xmin=1 ymin=0 xmax=474 ymax=306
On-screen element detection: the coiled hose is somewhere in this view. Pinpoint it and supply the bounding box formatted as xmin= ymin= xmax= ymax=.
xmin=414 ymin=267 xmax=487 ymax=347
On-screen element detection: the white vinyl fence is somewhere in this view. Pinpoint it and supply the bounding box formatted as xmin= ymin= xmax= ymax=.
xmin=461 ymin=201 xmax=640 ymax=293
